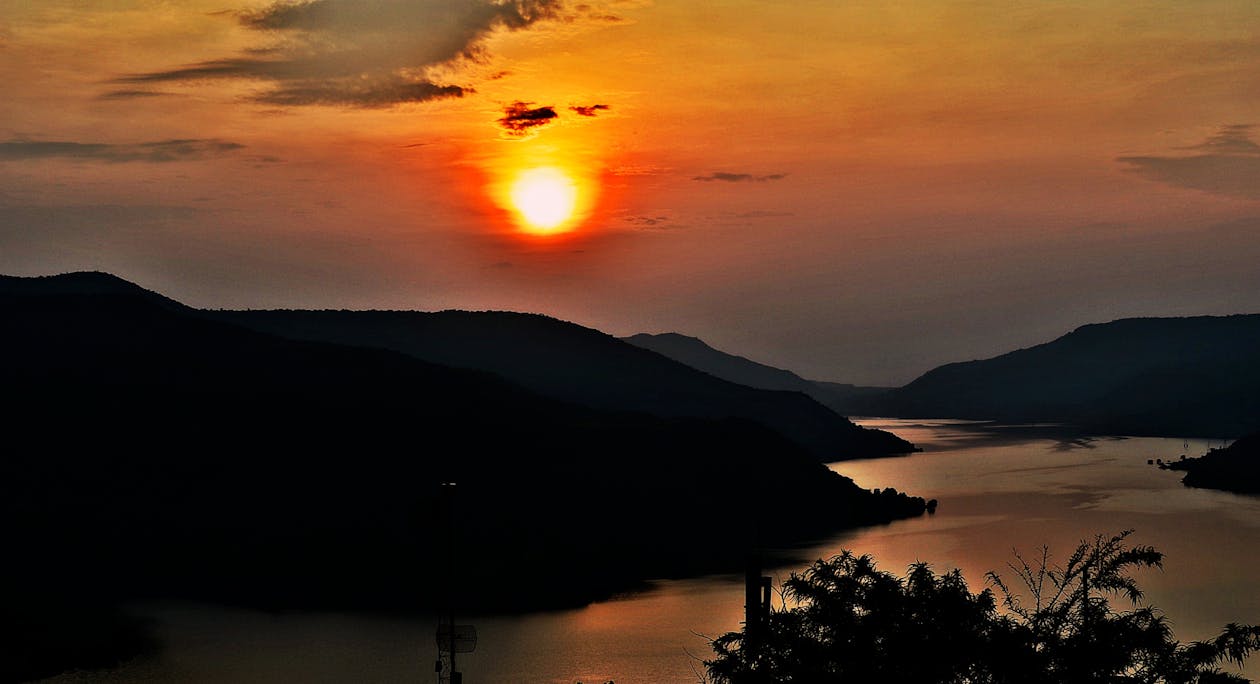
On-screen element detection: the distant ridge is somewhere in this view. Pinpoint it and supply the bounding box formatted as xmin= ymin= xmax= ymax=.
xmin=0 ymin=271 xmax=184 ymax=308
xmin=217 ymin=311 xmax=917 ymax=459
xmin=854 ymin=315 xmax=1260 ymax=437
xmin=622 ymin=332 xmax=893 ymax=415
xmin=623 ymin=332 xmax=819 ymax=393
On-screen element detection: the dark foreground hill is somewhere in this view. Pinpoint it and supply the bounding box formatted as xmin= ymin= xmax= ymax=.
xmin=622 ymin=332 xmax=895 ymax=416
xmin=849 ymin=315 xmax=1260 ymax=438
xmin=0 ymin=273 xmax=927 ymax=679
xmin=214 ymin=311 xmax=914 ymax=459
xmin=1163 ymin=432 xmax=1260 ymax=494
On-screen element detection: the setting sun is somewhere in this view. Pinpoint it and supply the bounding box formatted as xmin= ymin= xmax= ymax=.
xmin=510 ymin=167 xmax=578 ymax=233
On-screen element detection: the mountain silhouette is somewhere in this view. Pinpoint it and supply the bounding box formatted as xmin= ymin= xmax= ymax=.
xmin=849 ymin=315 xmax=1260 ymax=437
xmin=1 ymin=272 xmax=927 ymax=632
xmin=214 ymin=311 xmax=915 ymax=459
xmin=622 ymin=332 xmax=895 ymax=416
xmin=0 ymin=270 xmax=186 ymax=307
xmin=623 ymin=332 xmax=821 ymax=393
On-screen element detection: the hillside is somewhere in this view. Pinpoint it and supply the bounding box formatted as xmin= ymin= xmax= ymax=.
xmin=0 ymin=273 xmax=928 ymax=620
xmin=853 ymin=315 xmax=1260 ymax=437
xmin=1163 ymin=432 xmax=1260 ymax=494
xmin=623 ymin=332 xmax=820 ymax=393
xmin=622 ymin=332 xmax=895 ymax=416
xmin=214 ymin=311 xmax=915 ymax=459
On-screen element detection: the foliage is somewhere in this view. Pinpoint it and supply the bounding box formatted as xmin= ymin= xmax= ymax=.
xmin=706 ymin=531 xmax=1260 ymax=684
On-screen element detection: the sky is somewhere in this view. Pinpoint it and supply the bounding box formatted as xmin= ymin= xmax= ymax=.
xmin=3 ymin=0 xmax=1260 ymax=385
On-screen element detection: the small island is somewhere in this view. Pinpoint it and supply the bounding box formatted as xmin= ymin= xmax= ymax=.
xmin=1159 ymin=432 xmax=1260 ymax=495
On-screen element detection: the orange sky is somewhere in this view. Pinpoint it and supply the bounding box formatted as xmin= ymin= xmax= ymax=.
xmin=3 ymin=1 xmax=1260 ymax=384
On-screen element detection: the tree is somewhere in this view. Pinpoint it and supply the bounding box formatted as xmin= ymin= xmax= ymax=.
xmin=705 ymin=531 xmax=1260 ymax=683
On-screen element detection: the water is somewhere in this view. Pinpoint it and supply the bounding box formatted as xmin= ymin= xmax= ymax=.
xmin=49 ymin=419 xmax=1260 ymax=683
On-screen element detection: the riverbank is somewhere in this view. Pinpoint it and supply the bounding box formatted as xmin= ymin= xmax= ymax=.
xmin=1159 ymin=432 xmax=1260 ymax=495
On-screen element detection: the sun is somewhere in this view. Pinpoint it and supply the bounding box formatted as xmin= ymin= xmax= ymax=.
xmin=510 ymin=167 xmax=578 ymax=233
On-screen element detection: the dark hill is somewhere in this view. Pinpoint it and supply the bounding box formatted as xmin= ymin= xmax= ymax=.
xmin=855 ymin=315 xmax=1260 ymax=437
xmin=214 ymin=311 xmax=915 ymax=459
xmin=1 ymin=271 xmax=927 ymax=679
xmin=1163 ymin=432 xmax=1260 ymax=494
xmin=0 ymin=270 xmax=185 ymax=308
xmin=622 ymin=332 xmax=895 ymax=416
xmin=623 ymin=332 xmax=819 ymax=393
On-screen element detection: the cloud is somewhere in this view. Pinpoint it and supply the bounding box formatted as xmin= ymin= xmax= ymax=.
xmin=1119 ymin=124 xmax=1260 ymax=199
xmin=570 ymin=104 xmax=609 ymax=117
xmin=624 ymin=215 xmax=671 ymax=229
xmin=498 ymin=101 xmax=557 ymax=135
xmin=0 ymin=139 xmax=245 ymax=163
xmin=257 ymin=78 xmax=466 ymax=107
xmin=692 ymin=172 xmax=788 ymax=182
xmin=116 ymin=0 xmax=563 ymax=108
xmin=98 ymin=90 xmax=170 ymax=100
xmin=1179 ymin=124 xmax=1260 ymax=155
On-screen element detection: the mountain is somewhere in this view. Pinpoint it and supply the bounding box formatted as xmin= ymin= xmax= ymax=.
xmin=809 ymin=380 xmax=899 ymax=413
xmin=854 ymin=315 xmax=1260 ymax=437
xmin=623 ymin=332 xmax=821 ymax=393
xmin=213 ymin=311 xmax=915 ymax=459
xmin=0 ymin=270 xmax=186 ymax=307
xmin=622 ymin=332 xmax=894 ymax=416
xmin=1 ymin=272 xmax=928 ymax=634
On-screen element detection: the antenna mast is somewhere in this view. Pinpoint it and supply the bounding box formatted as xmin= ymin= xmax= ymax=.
xmin=435 ymin=482 xmax=476 ymax=683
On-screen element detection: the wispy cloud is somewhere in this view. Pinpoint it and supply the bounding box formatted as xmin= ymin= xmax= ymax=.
xmin=498 ymin=101 xmax=558 ymax=135
xmin=115 ymin=0 xmax=566 ymax=108
xmin=1179 ymin=124 xmax=1260 ymax=155
xmin=692 ymin=172 xmax=787 ymax=182
xmin=570 ymin=104 xmax=609 ymax=117
xmin=97 ymin=90 xmax=170 ymax=101
xmin=624 ymin=214 xmax=671 ymax=229
xmin=1119 ymin=124 xmax=1260 ymax=199
xmin=0 ymin=139 xmax=244 ymax=163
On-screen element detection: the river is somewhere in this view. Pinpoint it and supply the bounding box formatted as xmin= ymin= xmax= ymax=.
xmin=47 ymin=419 xmax=1260 ymax=683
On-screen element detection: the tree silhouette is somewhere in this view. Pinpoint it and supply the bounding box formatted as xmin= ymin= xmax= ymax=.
xmin=706 ymin=531 xmax=1260 ymax=683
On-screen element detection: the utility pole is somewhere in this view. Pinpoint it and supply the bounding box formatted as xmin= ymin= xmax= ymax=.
xmin=744 ymin=552 xmax=772 ymax=671
xmin=435 ymin=482 xmax=475 ymax=684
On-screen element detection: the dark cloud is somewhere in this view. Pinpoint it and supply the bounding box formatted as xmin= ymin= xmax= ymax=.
xmin=498 ymin=101 xmax=557 ymax=135
xmin=692 ymin=172 xmax=788 ymax=182
xmin=570 ymin=104 xmax=609 ymax=117
xmin=115 ymin=0 xmax=562 ymax=108
xmin=117 ymin=57 xmax=276 ymax=83
xmin=237 ymin=0 xmax=559 ymax=32
xmin=98 ymin=89 xmax=169 ymax=100
xmin=256 ymin=78 xmax=467 ymax=107
xmin=1179 ymin=124 xmax=1260 ymax=155
xmin=0 ymin=139 xmax=245 ymax=163
xmin=1119 ymin=124 xmax=1260 ymax=199
xmin=624 ymin=215 xmax=671 ymax=229
xmin=569 ymin=5 xmax=622 ymax=23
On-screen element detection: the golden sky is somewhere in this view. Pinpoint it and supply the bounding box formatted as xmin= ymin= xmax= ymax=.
xmin=3 ymin=0 xmax=1260 ymax=383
